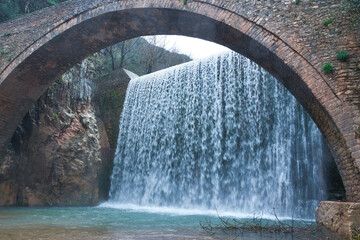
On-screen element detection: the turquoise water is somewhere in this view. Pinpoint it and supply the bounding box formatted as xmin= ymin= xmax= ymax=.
xmin=0 ymin=205 xmax=322 ymax=240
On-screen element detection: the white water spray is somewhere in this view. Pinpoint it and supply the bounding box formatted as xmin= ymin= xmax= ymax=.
xmin=109 ymin=51 xmax=329 ymax=219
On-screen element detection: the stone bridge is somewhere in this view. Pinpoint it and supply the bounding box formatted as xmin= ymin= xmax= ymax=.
xmin=0 ymin=0 xmax=359 ymax=233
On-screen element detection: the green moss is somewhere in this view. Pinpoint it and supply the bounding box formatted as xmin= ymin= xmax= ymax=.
xmin=322 ymin=18 xmax=332 ymax=26
xmin=3 ymin=31 xmax=9 ymax=36
xmin=322 ymin=62 xmax=334 ymax=74
xmin=295 ymin=0 xmax=300 ymax=5
xmin=0 ymin=49 xmax=7 ymax=54
xmin=336 ymin=50 xmax=349 ymax=62
xmin=183 ymin=0 xmax=188 ymax=5
xmin=7 ymin=55 xmax=11 ymax=61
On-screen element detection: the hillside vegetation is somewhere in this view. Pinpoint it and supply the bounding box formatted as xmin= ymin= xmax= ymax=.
xmin=0 ymin=0 xmax=67 ymax=23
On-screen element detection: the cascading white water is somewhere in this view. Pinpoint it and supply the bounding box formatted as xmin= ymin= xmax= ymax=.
xmin=109 ymin=51 xmax=330 ymax=219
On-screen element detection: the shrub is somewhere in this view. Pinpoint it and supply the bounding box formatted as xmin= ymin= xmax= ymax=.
xmin=353 ymin=231 xmax=360 ymax=240
xmin=7 ymin=55 xmax=11 ymax=61
xmin=295 ymin=0 xmax=300 ymax=5
xmin=336 ymin=51 xmax=349 ymax=62
xmin=183 ymin=0 xmax=188 ymax=5
xmin=322 ymin=62 xmax=334 ymax=74
xmin=322 ymin=19 xmax=332 ymax=26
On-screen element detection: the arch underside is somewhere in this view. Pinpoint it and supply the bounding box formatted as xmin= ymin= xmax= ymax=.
xmin=0 ymin=4 xmax=359 ymax=201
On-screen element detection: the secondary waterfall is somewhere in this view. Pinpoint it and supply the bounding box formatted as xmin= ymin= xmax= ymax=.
xmin=109 ymin=51 xmax=331 ymax=219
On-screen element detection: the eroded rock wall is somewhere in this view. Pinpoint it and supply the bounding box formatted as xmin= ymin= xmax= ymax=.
xmin=0 ymin=58 xmax=111 ymax=206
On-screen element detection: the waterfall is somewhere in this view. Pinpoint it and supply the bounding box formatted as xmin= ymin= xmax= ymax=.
xmin=109 ymin=51 xmax=330 ymax=220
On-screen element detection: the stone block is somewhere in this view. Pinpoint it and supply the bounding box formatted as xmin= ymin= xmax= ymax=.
xmin=315 ymin=201 xmax=360 ymax=240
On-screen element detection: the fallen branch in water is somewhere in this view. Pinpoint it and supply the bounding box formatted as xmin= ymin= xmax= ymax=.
xmin=199 ymin=208 xmax=327 ymax=240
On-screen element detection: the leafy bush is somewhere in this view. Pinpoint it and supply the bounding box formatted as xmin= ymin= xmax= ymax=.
xmin=0 ymin=0 xmax=20 ymax=22
xmin=336 ymin=51 xmax=349 ymax=62
xmin=322 ymin=62 xmax=334 ymax=74
xmin=353 ymin=231 xmax=360 ymax=240
xmin=295 ymin=0 xmax=300 ymax=5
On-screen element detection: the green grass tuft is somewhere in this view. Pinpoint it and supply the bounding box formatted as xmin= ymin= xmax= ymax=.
xmin=322 ymin=19 xmax=332 ymax=26
xmin=322 ymin=62 xmax=334 ymax=74
xmin=336 ymin=51 xmax=349 ymax=62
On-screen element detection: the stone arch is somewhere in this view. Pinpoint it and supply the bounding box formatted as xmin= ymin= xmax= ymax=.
xmin=0 ymin=0 xmax=359 ymax=201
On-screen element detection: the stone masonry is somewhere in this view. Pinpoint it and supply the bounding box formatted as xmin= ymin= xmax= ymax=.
xmin=0 ymin=0 xmax=359 ymax=235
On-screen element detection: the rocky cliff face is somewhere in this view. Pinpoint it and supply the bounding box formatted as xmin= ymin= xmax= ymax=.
xmin=93 ymin=68 xmax=134 ymax=153
xmin=0 ymin=58 xmax=111 ymax=206
xmin=91 ymin=68 xmax=134 ymax=198
xmin=0 ymin=34 xmax=191 ymax=207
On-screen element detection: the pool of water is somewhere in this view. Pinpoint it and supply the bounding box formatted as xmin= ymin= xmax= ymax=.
xmin=0 ymin=204 xmax=324 ymax=240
